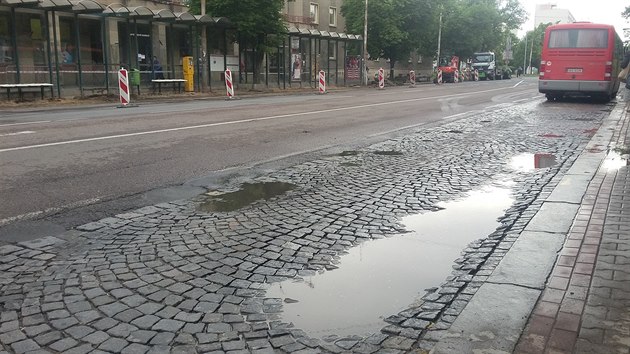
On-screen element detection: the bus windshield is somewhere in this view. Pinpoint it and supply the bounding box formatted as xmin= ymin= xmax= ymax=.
xmin=548 ymin=29 xmax=608 ymax=48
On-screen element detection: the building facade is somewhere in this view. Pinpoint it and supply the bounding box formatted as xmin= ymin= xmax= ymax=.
xmin=534 ymin=3 xmax=575 ymax=27
xmin=0 ymin=0 xmax=362 ymax=99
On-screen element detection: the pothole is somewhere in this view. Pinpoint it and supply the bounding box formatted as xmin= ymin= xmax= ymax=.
xmin=198 ymin=182 xmax=297 ymax=212
xmin=264 ymin=184 xmax=514 ymax=340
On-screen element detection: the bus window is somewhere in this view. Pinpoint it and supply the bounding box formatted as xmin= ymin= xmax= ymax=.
xmin=549 ymin=29 xmax=608 ymax=48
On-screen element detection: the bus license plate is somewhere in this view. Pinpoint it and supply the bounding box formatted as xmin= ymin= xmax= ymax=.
xmin=567 ymin=68 xmax=583 ymax=73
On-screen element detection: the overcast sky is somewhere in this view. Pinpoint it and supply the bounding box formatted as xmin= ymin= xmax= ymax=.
xmin=517 ymin=0 xmax=629 ymax=39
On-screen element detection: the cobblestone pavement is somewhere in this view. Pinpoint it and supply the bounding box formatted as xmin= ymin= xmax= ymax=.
xmin=515 ymin=104 xmax=630 ymax=354
xmin=0 ymin=99 xmax=612 ymax=354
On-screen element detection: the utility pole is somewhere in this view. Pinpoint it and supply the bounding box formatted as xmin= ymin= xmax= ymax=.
xmin=436 ymin=9 xmax=442 ymax=67
xmin=523 ymin=33 xmax=527 ymax=73
xmin=363 ymin=0 xmax=368 ymax=85
xmin=528 ymin=34 xmax=534 ymax=75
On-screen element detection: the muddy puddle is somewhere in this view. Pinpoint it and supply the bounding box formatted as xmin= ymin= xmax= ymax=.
xmin=265 ymin=184 xmax=514 ymax=340
xmin=198 ymin=181 xmax=296 ymax=212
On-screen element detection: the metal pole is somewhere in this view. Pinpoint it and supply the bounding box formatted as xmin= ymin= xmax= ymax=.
xmin=11 ymin=7 xmax=20 ymax=82
xmin=52 ymin=10 xmax=61 ymax=96
xmin=363 ymin=0 xmax=368 ymax=86
xmin=528 ymin=34 xmax=534 ymax=75
xmin=437 ymin=10 xmax=442 ymax=70
xmin=44 ymin=10 xmax=54 ymax=97
xmin=102 ymin=16 xmax=110 ymax=93
xmin=523 ymin=33 xmax=527 ymax=74
xmin=75 ymin=13 xmax=83 ymax=96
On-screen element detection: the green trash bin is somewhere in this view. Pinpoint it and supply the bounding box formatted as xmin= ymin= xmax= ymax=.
xmin=130 ymin=68 xmax=140 ymax=86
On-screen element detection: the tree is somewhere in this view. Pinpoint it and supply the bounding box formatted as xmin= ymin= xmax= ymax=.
xmin=342 ymin=0 xmax=437 ymax=79
xmin=186 ymin=0 xmax=286 ymax=83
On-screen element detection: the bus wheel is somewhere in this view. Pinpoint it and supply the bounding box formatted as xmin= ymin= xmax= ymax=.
xmin=546 ymin=94 xmax=559 ymax=101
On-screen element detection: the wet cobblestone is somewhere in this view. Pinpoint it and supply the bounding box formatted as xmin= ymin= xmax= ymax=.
xmin=0 ymin=101 xmax=609 ymax=353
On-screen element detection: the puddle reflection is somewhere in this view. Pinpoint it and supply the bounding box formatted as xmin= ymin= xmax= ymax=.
xmin=510 ymin=153 xmax=557 ymax=171
xmin=265 ymin=185 xmax=514 ymax=339
xmin=603 ymin=150 xmax=629 ymax=171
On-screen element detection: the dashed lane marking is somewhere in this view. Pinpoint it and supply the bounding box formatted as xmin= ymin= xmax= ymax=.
xmin=0 ymin=131 xmax=36 ymax=137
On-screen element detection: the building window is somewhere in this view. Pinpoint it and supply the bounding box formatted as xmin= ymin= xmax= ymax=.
xmin=310 ymin=3 xmax=319 ymax=24
xmin=328 ymin=41 xmax=337 ymax=59
xmin=329 ymin=7 xmax=337 ymax=27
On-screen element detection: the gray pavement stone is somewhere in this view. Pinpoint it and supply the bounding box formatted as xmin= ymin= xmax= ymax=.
xmin=10 ymin=339 xmax=40 ymax=353
xmin=99 ymin=337 xmax=129 ymax=352
xmin=431 ymin=283 xmax=540 ymax=353
xmin=151 ymin=319 xmax=184 ymax=332
xmin=525 ymin=202 xmax=580 ymax=234
xmin=49 ymin=337 xmax=79 ymax=352
xmin=488 ymin=231 xmax=565 ymax=288
xmin=127 ymin=330 xmax=157 ymax=344
xmin=149 ymin=332 xmax=175 ymax=345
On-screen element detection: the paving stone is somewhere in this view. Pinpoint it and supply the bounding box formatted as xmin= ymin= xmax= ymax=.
xmin=49 ymin=337 xmax=79 ymax=352
xmin=33 ymin=330 xmax=62 ymax=346
xmin=152 ymin=319 xmax=184 ymax=332
xmin=127 ymin=330 xmax=157 ymax=344
xmin=98 ymin=337 xmax=129 ymax=352
xmin=121 ymin=343 xmax=150 ymax=354
xmin=10 ymin=338 xmax=40 ymax=353
xmin=149 ymin=332 xmax=175 ymax=345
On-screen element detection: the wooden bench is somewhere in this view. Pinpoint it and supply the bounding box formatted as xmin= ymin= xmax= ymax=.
xmin=0 ymin=83 xmax=54 ymax=101
xmin=151 ymin=79 xmax=187 ymax=94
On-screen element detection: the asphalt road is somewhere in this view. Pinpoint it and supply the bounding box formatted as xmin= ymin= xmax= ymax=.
xmin=0 ymin=78 xmax=540 ymax=243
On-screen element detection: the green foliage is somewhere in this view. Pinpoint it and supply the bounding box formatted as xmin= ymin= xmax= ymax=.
xmin=439 ymin=0 xmax=526 ymax=59
xmin=186 ymin=0 xmax=286 ymax=51
xmin=342 ymin=0 xmax=437 ymax=65
xmin=512 ymin=23 xmax=550 ymax=72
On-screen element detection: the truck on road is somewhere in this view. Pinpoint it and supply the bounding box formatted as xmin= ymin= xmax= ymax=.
xmin=472 ymin=52 xmax=499 ymax=80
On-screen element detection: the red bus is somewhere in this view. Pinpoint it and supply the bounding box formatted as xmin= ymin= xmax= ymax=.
xmin=538 ymin=22 xmax=623 ymax=101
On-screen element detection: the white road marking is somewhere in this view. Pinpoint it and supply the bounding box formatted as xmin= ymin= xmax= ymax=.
xmin=0 ymin=86 xmax=518 ymax=154
xmin=0 ymin=131 xmax=35 ymax=137
xmin=0 ymin=197 xmax=101 ymax=226
xmin=513 ymin=80 xmax=525 ymax=88
xmin=0 ymin=120 xmax=50 ymax=127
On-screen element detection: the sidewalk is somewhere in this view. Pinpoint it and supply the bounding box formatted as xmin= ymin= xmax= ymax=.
xmin=514 ymin=104 xmax=630 ymax=354
xmin=427 ymin=100 xmax=630 ymax=354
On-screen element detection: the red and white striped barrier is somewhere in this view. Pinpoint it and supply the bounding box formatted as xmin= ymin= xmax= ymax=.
xmin=437 ymin=69 xmax=443 ymax=84
xmin=225 ymin=69 xmax=234 ymax=98
xmin=378 ymin=68 xmax=385 ymax=89
xmin=474 ymin=69 xmax=479 ymax=81
xmin=454 ymin=70 xmax=459 ymax=83
xmin=409 ymin=70 xmax=416 ymax=87
xmin=319 ymin=70 xmax=326 ymax=94
xmin=118 ymin=68 xmax=130 ymax=106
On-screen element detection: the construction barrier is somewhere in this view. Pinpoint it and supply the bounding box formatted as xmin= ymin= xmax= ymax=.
xmin=474 ymin=69 xmax=479 ymax=81
xmin=378 ymin=68 xmax=385 ymax=89
xmin=437 ymin=69 xmax=443 ymax=84
xmin=225 ymin=69 xmax=234 ymax=98
xmin=319 ymin=70 xmax=326 ymax=94
xmin=118 ymin=68 xmax=129 ymax=106
xmin=454 ymin=70 xmax=459 ymax=83
xmin=409 ymin=70 xmax=416 ymax=87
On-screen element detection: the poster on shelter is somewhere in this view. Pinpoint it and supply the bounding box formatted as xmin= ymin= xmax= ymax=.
xmin=345 ymin=56 xmax=360 ymax=80
xmin=291 ymin=54 xmax=302 ymax=81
